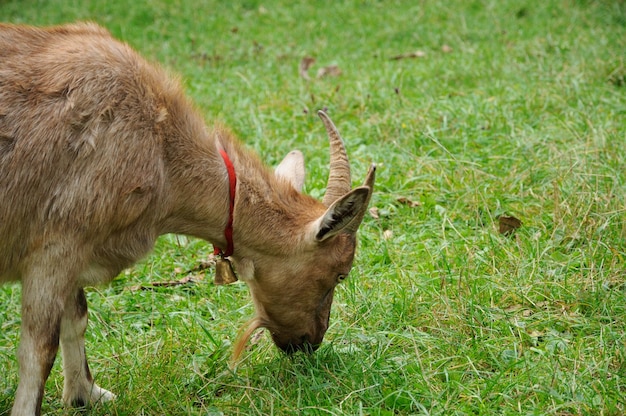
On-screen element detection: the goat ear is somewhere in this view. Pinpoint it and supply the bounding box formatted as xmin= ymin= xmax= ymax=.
xmin=315 ymin=187 xmax=371 ymax=242
xmin=275 ymin=150 xmax=305 ymax=192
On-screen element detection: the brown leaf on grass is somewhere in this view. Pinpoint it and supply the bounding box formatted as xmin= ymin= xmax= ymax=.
xmin=316 ymin=65 xmax=342 ymax=78
xmin=128 ymin=258 xmax=215 ymax=291
xmin=128 ymin=274 xmax=204 ymax=291
xmin=504 ymin=304 xmax=523 ymax=313
xmin=299 ymin=56 xmax=316 ymax=80
xmin=369 ymin=206 xmax=380 ymax=219
xmin=441 ymin=44 xmax=453 ymax=53
xmin=498 ymin=215 xmax=522 ymax=236
xmin=504 ymin=304 xmax=533 ymax=318
xmin=397 ymin=197 xmax=421 ymax=208
xmin=383 ymin=229 xmax=393 ymax=240
xmin=188 ymin=258 xmax=216 ymax=272
xmin=391 ymin=50 xmax=426 ymax=60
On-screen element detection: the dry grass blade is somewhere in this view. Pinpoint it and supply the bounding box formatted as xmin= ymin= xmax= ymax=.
xmin=230 ymin=317 xmax=264 ymax=366
xmin=391 ymin=50 xmax=426 ymax=60
xmin=299 ymin=56 xmax=316 ymax=80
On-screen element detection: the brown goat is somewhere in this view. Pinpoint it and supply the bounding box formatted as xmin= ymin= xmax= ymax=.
xmin=0 ymin=22 xmax=375 ymax=416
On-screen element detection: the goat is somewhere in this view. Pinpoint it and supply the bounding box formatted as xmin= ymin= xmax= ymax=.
xmin=0 ymin=22 xmax=375 ymax=416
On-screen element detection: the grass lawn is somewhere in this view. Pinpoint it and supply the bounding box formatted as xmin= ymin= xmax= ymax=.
xmin=1 ymin=0 xmax=625 ymax=414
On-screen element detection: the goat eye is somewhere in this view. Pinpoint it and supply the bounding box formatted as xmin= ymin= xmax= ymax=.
xmin=337 ymin=274 xmax=347 ymax=283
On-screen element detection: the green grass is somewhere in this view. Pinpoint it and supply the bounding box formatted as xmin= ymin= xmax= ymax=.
xmin=1 ymin=0 xmax=626 ymax=414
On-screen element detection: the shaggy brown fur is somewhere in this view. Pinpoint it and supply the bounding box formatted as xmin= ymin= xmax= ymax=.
xmin=0 ymin=23 xmax=374 ymax=416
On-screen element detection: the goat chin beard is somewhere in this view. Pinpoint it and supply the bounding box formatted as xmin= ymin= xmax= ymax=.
xmin=230 ymin=317 xmax=264 ymax=365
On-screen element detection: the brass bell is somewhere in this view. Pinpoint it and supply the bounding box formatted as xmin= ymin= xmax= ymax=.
xmin=215 ymin=257 xmax=238 ymax=285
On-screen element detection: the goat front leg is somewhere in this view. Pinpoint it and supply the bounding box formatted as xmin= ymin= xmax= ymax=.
xmin=11 ymin=274 xmax=66 ymax=416
xmin=60 ymin=287 xmax=115 ymax=407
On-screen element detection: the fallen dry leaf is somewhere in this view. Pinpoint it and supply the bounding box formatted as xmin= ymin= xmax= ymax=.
xmin=128 ymin=274 xmax=204 ymax=291
xmin=503 ymin=304 xmax=532 ymax=318
xmin=504 ymin=304 xmax=523 ymax=313
xmin=498 ymin=215 xmax=522 ymax=236
xmin=369 ymin=206 xmax=380 ymax=219
xmin=316 ymin=65 xmax=342 ymax=78
xmin=383 ymin=229 xmax=393 ymax=240
xmin=299 ymin=56 xmax=316 ymax=80
xmin=397 ymin=196 xmax=421 ymax=208
xmin=442 ymin=44 xmax=453 ymax=53
xmin=391 ymin=50 xmax=426 ymax=60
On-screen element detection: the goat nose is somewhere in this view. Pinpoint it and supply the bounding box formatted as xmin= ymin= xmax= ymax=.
xmin=276 ymin=334 xmax=320 ymax=354
xmin=279 ymin=341 xmax=320 ymax=354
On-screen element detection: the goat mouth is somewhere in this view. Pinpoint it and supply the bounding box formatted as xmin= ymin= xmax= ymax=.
xmin=278 ymin=340 xmax=320 ymax=354
xmin=229 ymin=317 xmax=320 ymax=363
xmin=269 ymin=329 xmax=322 ymax=354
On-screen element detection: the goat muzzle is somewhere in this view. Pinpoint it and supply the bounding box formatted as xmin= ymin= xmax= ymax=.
xmin=272 ymin=333 xmax=321 ymax=355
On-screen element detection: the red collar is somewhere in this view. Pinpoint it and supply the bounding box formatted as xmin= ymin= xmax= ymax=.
xmin=213 ymin=148 xmax=236 ymax=258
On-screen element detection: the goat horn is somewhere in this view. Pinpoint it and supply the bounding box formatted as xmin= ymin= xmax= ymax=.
xmin=319 ymin=110 xmax=351 ymax=206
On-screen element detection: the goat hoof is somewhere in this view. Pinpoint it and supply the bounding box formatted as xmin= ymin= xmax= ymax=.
xmin=90 ymin=385 xmax=116 ymax=404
